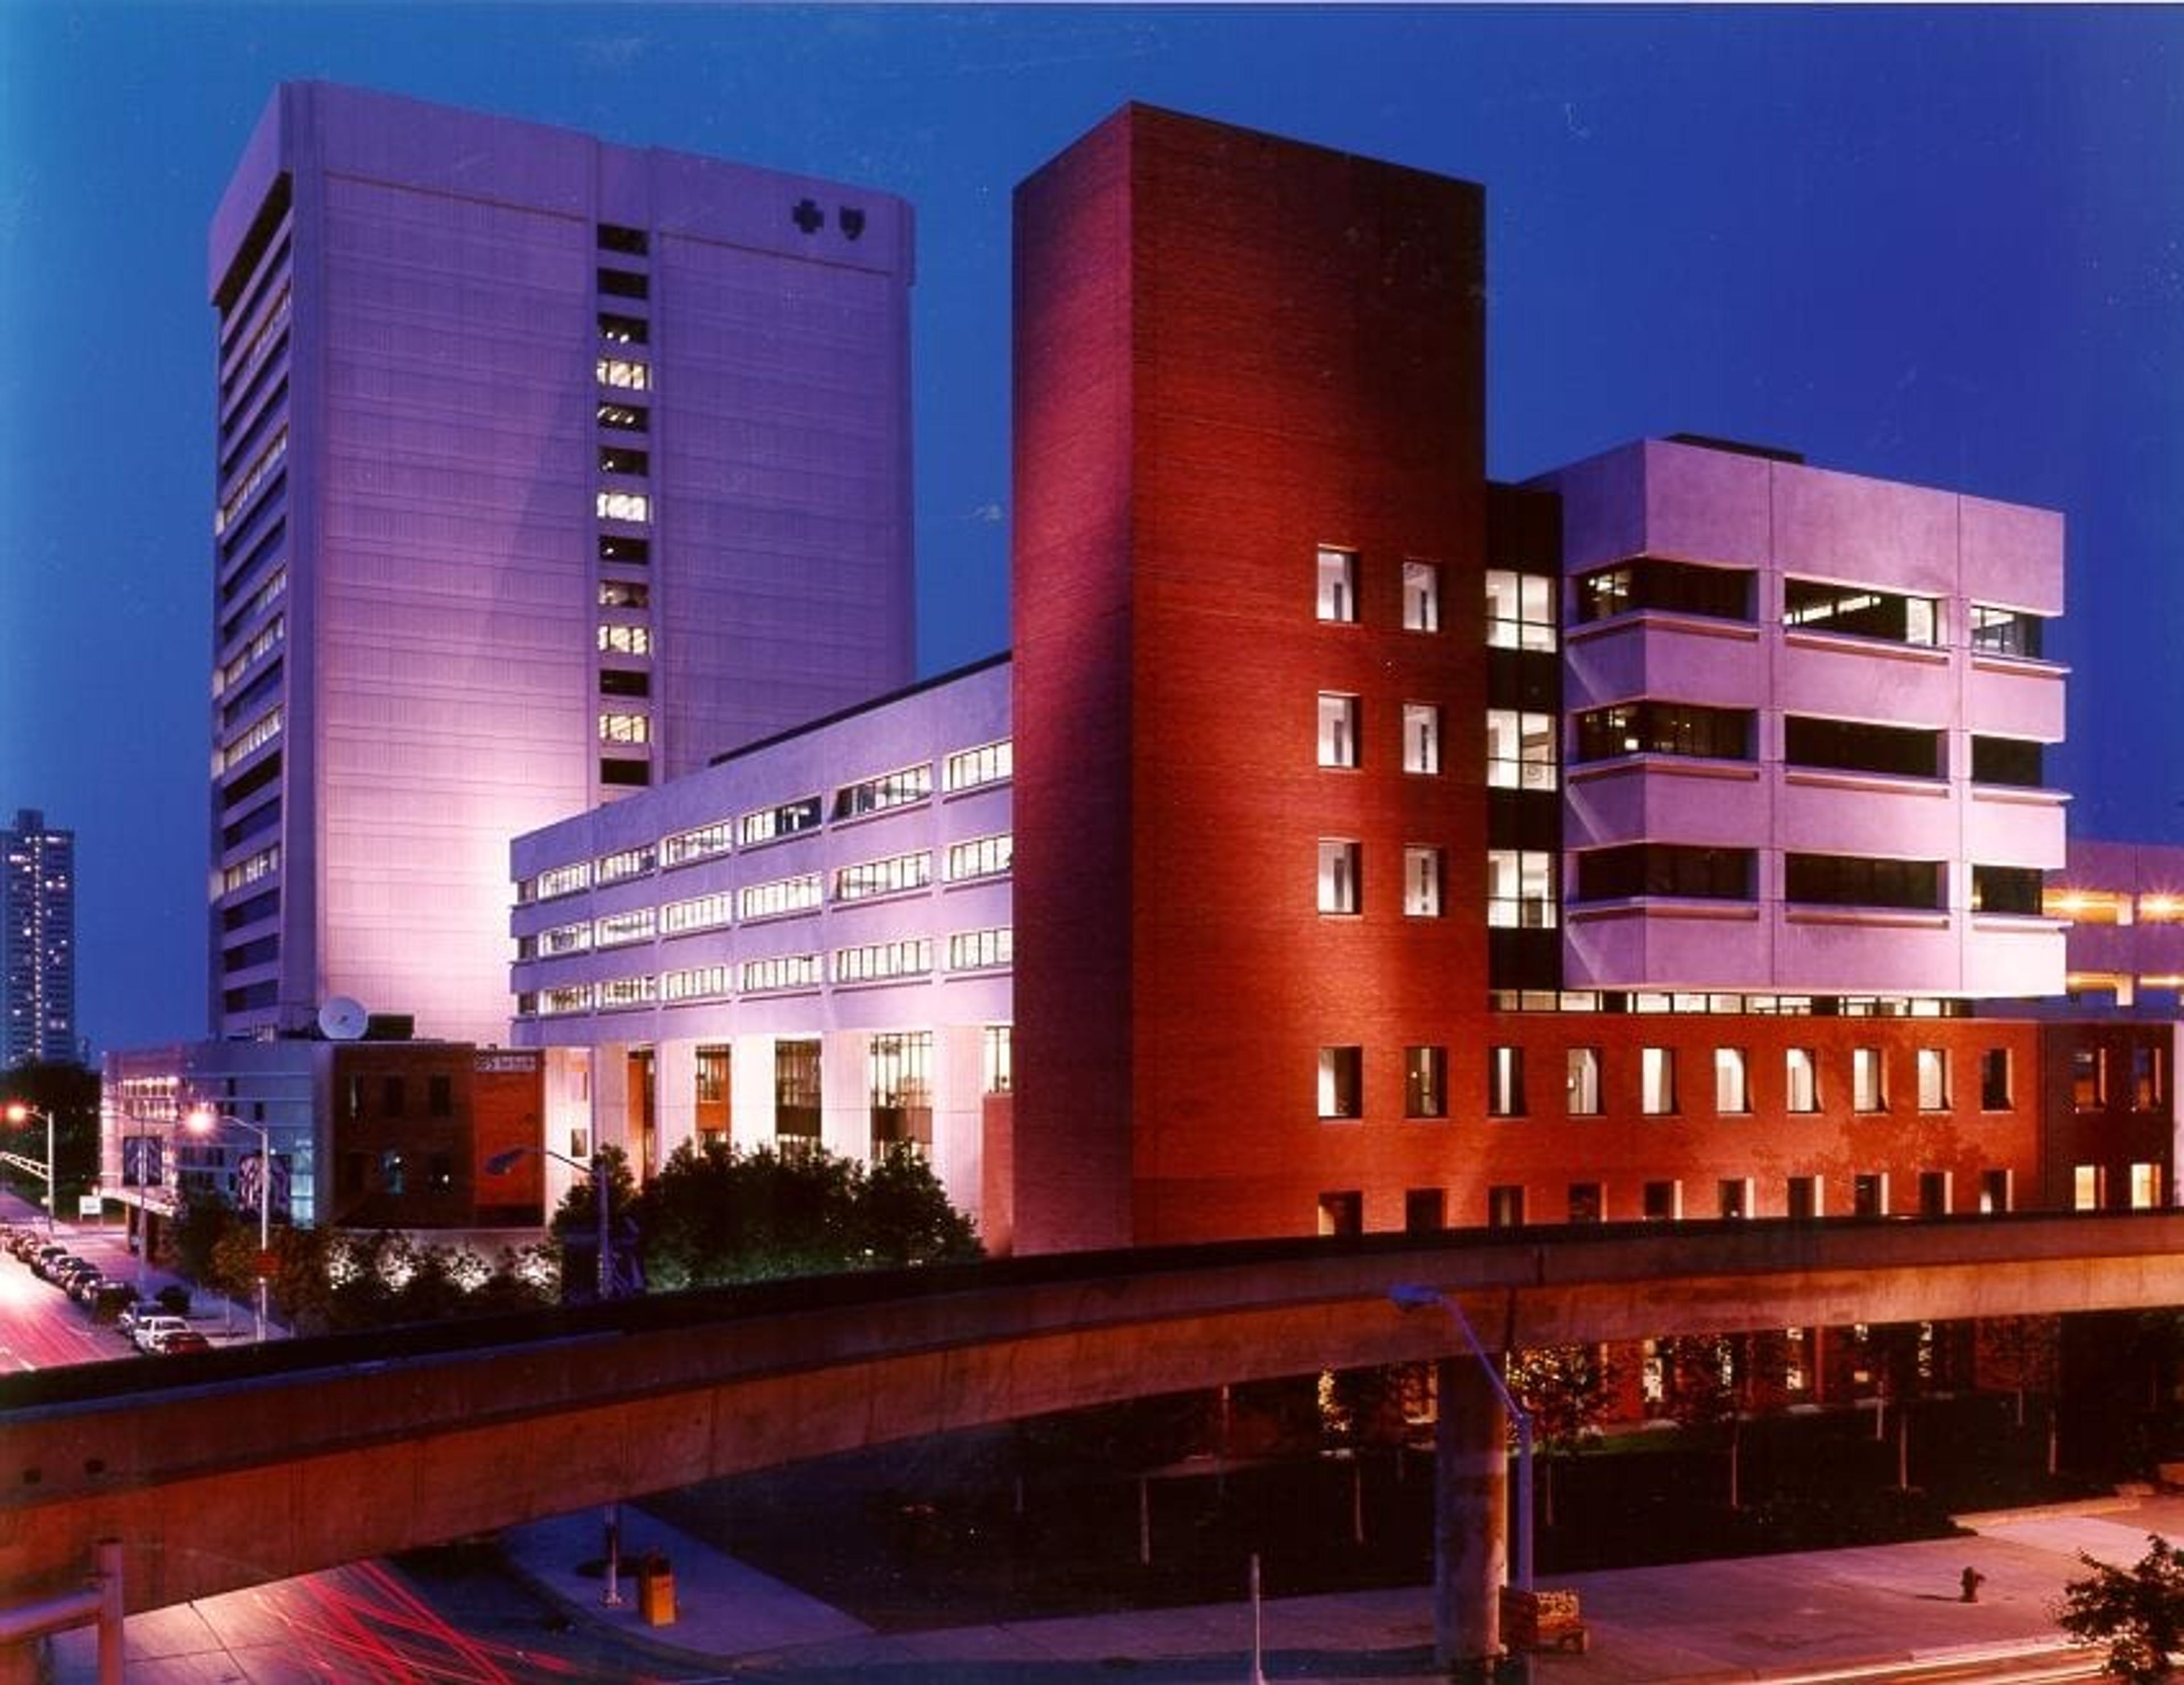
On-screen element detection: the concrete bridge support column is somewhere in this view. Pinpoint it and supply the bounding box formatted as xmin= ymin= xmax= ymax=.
xmin=1433 ymin=1356 xmax=1508 ymax=1674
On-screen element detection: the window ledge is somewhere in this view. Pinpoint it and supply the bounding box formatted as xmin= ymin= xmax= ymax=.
xmin=1569 ymin=756 xmax=1759 ymax=784
xmin=1784 ymin=906 xmax=1948 ymax=928
xmin=1970 ymin=782 xmax=2070 ymax=807
xmin=1567 ymin=612 xmax=1760 ymax=645
xmin=1568 ymin=898 xmax=1759 ymax=922
xmin=1783 ymin=767 xmax=1949 ymax=798
xmin=1971 ymin=650 xmax=2069 ymax=679
xmin=1784 ymin=629 xmax=1949 ymax=666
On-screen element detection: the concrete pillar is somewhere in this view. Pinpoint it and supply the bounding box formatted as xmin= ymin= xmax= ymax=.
xmin=1433 ymin=1356 xmax=1508 ymax=1672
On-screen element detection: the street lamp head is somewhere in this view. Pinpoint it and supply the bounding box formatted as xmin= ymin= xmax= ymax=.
xmin=4 ymin=1101 xmax=36 ymax=1125
xmin=1388 ymin=1282 xmax=1445 ymax=1314
xmin=483 ymin=1147 xmax=531 ymax=1176
xmin=183 ymin=1105 xmax=220 ymax=1134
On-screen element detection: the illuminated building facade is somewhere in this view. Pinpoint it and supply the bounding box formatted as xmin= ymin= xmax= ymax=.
xmin=205 ymin=82 xmax=914 ymax=1046
xmin=510 ymin=106 xmax=2150 ymax=1258
xmin=2 ymin=808 xmax=77 ymax=1068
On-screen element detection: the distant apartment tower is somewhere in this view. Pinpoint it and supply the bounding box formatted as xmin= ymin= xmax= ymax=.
xmin=205 ymin=82 xmax=915 ymax=1044
xmin=2 ymin=809 xmax=77 ymax=1067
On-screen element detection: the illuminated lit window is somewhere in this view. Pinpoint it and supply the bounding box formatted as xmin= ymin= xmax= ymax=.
xmin=598 ymin=623 xmax=652 ymax=655
xmin=1969 ymin=604 xmax=2044 ymax=658
xmin=1403 ymin=561 xmax=1441 ymax=631
xmin=738 ymin=796 xmax=821 ymax=846
xmin=946 ymin=834 xmax=1013 ymax=882
xmin=594 ymin=907 xmax=656 ymax=948
xmin=596 ymin=356 xmax=651 ymax=390
xmin=948 ymin=927 xmax=1013 ymax=972
xmin=1488 ymin=1047 xmax=1525 ymax=1117
xmin=1486 ymin=569 xmax=1558 ymax=650
xmin=1403 ymin=846 xmax=1442 ymax=918
xmin=1487 ymin=1185 xmax=1526 ymax=1228
xmin=1916 ymin=1048 xmax=1948 ymax=1112
xmin=833 ymin=763 xmax=933 ymax=821
xmin=1714 ymin=1047 xmax=1748 ymax=1114
xmin=1403 ymin=703 xmax=1441 ymax=774
xmin=1786 ymin=1047 xmax=1819 ymax=1113
xmin=1486 ymin=709 xmax=1557 ymax=790
xmin=598 ymin=712 xmax=650 ymax=745
xmin=1785 ymin=577 xmax=1941 ymax=646
xmin=661 ymin=823 xmax=732 ymax=869
xmin=832 ymin=939 xmax=932 ymax=985
xmin=1316 ymin=547 xmax=1358 ymax=623
xmin=597 ymin=490 xmax=651 ymax=523
xmin=2130 ymin=1163 xmax=2161 ymax=1209
xmin=1318 ymin=840 xmax=1361 ymax=915
xmin=2132 ymin=1043 xmax=2166 ymax=1110
xmin=741 ymin=953 xmax=821 ymax=993
xmin=1317 ymin=693 xmax=1359 ymax=767
xmin=834 ymin=851 xmax=932 ymax=902
xmin=1317 ymin=1190 xmax=1363 ymax=1236
xmin=983 ymin=1025 xmax=1013 ymax=1095
xmin=1978 ymin=1168 xmax=2010 ymax=1213
xmin=1566 ymin=1047 xmax=1601 ymax=1116
xmin=1317 ymin=1047 xmax=1363 ymax=1119
xmin=2072 ymin=1164 xmax=2102 ymax=1211
xmin=1641 ymin=1047 xmax=1676 ymax=1115
xmin=945 ymin=739 xmax=1013 ymax=791
xmin=1853 ymin=1047 xmax=1887 ymax=1113
xmin=660 ymin=893 xmax=733 ymax=936
xmin=1487 ymin=849 xmax=1557 ymax=928
xmin=739 ymin=874 xmax=822 ymax=920
xmin=2071 ymin=1046 xmax=2105 ymax=1110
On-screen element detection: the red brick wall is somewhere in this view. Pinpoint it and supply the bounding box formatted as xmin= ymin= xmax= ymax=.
xmin=1012 ymin=106 xmax=1488 ymax=1250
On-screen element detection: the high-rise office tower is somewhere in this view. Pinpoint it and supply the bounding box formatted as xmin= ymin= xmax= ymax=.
xmin=206 ymin=82 xmax=915 ymax=1044
xmin=2 ymin=808 xmax=77 ymax=1067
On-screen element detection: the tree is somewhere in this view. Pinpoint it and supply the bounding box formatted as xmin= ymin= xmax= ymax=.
xmin=0 ymin=1060 xmax=100 ymax=1214
xmin=1511 ymin=1343 xmax=1616 ymax=1526
xmin=2058 ymin=1535 xmax=2184 ymax=1683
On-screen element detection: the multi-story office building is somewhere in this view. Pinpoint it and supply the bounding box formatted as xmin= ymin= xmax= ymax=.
xmin=510 ymin=108 xmax=2098 ymax=1257
xmin=205 ymin=82 xmax=915 ymax=1046
xmin=507 ymin=656 xmax=1014 ymax=1235
xmin=2 ymin=808 xmax=77 ymax=1067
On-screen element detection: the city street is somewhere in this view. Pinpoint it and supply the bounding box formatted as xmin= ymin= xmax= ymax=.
xmin=0 ymin=1193 xmax=715 ymax=1682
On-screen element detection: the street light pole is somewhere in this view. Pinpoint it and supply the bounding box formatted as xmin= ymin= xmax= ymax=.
xmin=183 ymin=1106 xmax=273 ymax=1343
xmin=2 ymin=1101 xmax=58 ymax=1233
xmin=1390 ymin=1282 xmax=1535 ymax=1592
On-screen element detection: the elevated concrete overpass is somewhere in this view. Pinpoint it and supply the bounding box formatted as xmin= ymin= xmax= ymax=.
xmin=5 ymin=1213 xmax=2182 ymax=1641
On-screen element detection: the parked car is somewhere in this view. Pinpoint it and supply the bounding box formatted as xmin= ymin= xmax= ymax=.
xmin=131 ymin=1314 xmax=191 ymax=1354
xmin=52 ymin=1259 xmax=100 ymax=1293
xmin=31 ymin=1245 xmax=74 ymax=1279
xmin=148 ymin=1328 xmax=212 ymax=1356
xmin=66 ymin=1270 xmax=111 ymax=1303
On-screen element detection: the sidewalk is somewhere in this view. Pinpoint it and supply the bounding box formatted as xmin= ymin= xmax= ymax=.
xmin=500 ymin=1492 xmax=2179 ymax=1682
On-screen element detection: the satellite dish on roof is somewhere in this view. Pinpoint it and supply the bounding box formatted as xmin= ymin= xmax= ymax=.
xmin=318 ymin=996 xmax=369 ymax=1041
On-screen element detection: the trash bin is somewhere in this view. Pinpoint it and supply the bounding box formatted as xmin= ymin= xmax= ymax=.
xmin=636 ymin=1552 xmax=675 ymax=1626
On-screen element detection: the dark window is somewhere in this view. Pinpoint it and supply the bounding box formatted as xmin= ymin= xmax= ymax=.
xmin=1487 ymin=1185 xmax=1527 ymax=1228
xmin=1405 ymin=1046 xmax=1446 ymax=1118
xmin=1784 ymin=853 xmax=1943 ymax=911
xmin=599 ymin=668 xmax=651 ymax=698
xmin=1574 ymin=702 xmax=1754 ymax=763
xmin=1971 ymin=737 xmax=2045 ymax=787
xmin=1784 ymin=578 xmax=1941 ymax=645
xmin=599 ymin=535 xmax=650 ymax=566
xmin=1576 ymin=558 xmax=1754 ymax=623
xmin=775 ymin=1039 xmax=822 ymax=1143
xmin=600 ymin=758 xmax=650 ymax=788
xmin=2073 ymin=1046 xmax=2105 ymax=1110
xmin=2133 ymin=1044 xmax=2166 ymax=1109
xmin=1787 ymin=1176 xmax=1819 ymax=1220
xmin=1567 ymin=1182 xmax=1603 ymax=1224
xmin=1641 ymin=1180 xmax=1678 ymax=1221
xmin=597 ymin=402 xmax=649 ymax=433
xmin=1979 ymin=1047 xmax=2012 ymax=1110
xmin=1576 ymin=844 xmax=1755 ymax=902
xmin=1784 ymin=716 xmax=1943 ymax=779
xmin=597 ymin=223 xmax=649 ymax=255
xmin=380 ymin=1150 xmax=405 ymax=1196
xmin=221 ymin=750 xmax=283 ymax=808
xmin=341 ymin=1151 xmax=367 ymax=1196
xmin=1918 ymin=1170 xmax=1949 ymax=1216
xmin=598 ymin=311 xmax=648 ymax=345
xmin=1971 ymin=865 xmax=2044 ymax=915
xmin=382 ymin=1076 xmax=406 ymax=1118
xmin=1404 ymin=1188 xmax=1446 ymax=1233
xmin=221 ymin=889 xmax=278 ymax=932
xmin=1970 ymin=605 xmax=2043 ymax=658
xmin=1718 ymin=1179 xmax=1749 ymax=1219
xmin=599 ymin=447 xmax=650 ymax=477
xmin=598 ymin=268 xmax=648 ymax=300
xmin=220 ymin=935 xmax=278 ymax=971
xmin=599 ymin=579 xmax=650 ymax=609
xmin=1979 ymin=1169 xmax=2011 ymax=1214
xmin=1852 ymin=1173 xmax=1885 ymax=1217
xmin=428 ymin=1075 xmax=452 ymax=1117
xmin=429 ymin=1153 xmax=454 ymax=1191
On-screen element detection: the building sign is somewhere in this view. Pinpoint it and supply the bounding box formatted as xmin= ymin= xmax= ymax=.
xmin=476 ymin=1052 xmax=540 ymax=1074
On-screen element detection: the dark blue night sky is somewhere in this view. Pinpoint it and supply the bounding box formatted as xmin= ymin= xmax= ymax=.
xmin=3 ymin=5 xmax=2179 ymax=1054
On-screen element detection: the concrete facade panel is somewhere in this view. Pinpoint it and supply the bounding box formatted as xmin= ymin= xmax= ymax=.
xmin=1772 ymin=460 xmax=1959 ymax=597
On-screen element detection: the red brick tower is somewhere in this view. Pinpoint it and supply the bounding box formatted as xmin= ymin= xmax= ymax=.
xmin=1011 ymin=106 xmax=1488 ymax=1250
